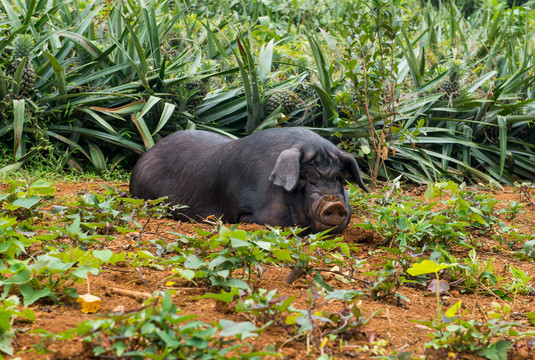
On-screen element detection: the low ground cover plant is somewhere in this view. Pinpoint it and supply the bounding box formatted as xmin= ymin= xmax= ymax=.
xmin=1 ymin=178 xmax=534 ymax=359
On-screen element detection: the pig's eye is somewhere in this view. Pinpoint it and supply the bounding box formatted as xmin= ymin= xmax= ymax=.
xmin=334 ymin=172 xmax=349 ymax=182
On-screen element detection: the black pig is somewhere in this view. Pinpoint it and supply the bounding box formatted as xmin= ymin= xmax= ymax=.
xmin=129 ymin=127 xmax=368 ymax=233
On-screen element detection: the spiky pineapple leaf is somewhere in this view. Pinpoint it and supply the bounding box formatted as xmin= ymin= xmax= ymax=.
xmin=398 ymin=27 xmax=422 ymax=88
xmin=142 ymin=6 xmax=161 ymax=69
xmin=441 ymin=120 xmax=456 ymax=170
xmin=152 ymin=102 xmax=176 ymax=135
xmin=57 ymin=30 xmax=103 ymax=59
xmin=498 ymin=116 xmax=507 ymax=179
xmin=9 ymin=57 xmax=27 ymax=95
xmin=310 ymin=84 xmax=337 ymax=126
xmin=44 ymin=51 xmax=67 ymax=97
xmin=47 ymin=125 xmax=145 ymax=154
xmin=257 ymin=39 xmax=274 ymax=80
xmin=80 ymin=109 xmax=118 ymax=134
xmin=235 ymin=33 xmax=261 ymax=133
xmin=307 ymin=31 xmax=332 ymax=97
xmin=255 ymin=108 xmax=284 ymax=133
xmin=0 ymin=67 xmax=7 ymax=98
xmin=0 ymin=0 xmax=23 ymax=28
xmin=108 ymin=15 xmax=150 ymax=90
xmin=25 ymin=128 xmax=92 ymax=162
xmin=131 ymin=114 xmax=154 ymax=151
xmin=13 ymin=99 xmax=25 ymax=160
xmin=89 ymin=100 xmax=146 ymax=116
xmin=467 ymin=71 xmax=497 ymax=94
xmin=462 ymin=125 xmax=473 ymax=165
xmin=87 ymin=142 xmax=107 ymax=171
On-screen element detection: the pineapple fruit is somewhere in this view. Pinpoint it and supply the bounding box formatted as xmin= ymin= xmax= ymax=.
xmin=169 ymin=79 xmax=208 ymax=107
xmin=7 ymin=34 xmax=36 ymax=96
xmin=266 ymin=90 xmax=299 ymax=115
xmin=184 ymin=79 xmax=208 ymax=107
xmin=439 ymin=62 xmax=462 ymax=100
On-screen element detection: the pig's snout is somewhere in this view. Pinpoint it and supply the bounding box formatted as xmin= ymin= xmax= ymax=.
xmin=319 ymin=201 xmax=349 ymax=227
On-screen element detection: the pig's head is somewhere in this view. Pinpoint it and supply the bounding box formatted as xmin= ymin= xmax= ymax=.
xmin=269 ymin=145 xmax=368 ymax=233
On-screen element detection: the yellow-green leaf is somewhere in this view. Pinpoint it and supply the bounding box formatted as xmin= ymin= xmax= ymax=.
xmin=407 ymin=260 xmax=455 ymax=276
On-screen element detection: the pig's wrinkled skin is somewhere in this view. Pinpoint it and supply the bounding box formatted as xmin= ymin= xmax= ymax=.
xmin=130 ymin=127 xmax=368 ymax=233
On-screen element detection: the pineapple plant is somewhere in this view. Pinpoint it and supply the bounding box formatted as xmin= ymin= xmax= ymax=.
xmin=7 ymin=34 xmax=36 ymax=97
xmin=271 ymin=49 xmax=283 ymax=71
xmin=438 ymin=62 xmax=462 ymax=100
xmin=484 ymin=121 xmax=514 ymax=143
xmin=169 ymin=79 xmax=208 ymax=108
xmin=185 ymin=79 xmax=208 ymax=107
xmin=295 ymin=56 xmax=311 ymax=71
xmin=295 ymin=83 xmax=317 ymax=106
xmin=266 ymin=89 xmax=300 ymax=115
xmin=294 ymin=62 xmax=318 ymax=108
xmin=208 ymin=76 xmax=226 ymax=92
xmin=201 ymin=59 xmax=226 ymax=92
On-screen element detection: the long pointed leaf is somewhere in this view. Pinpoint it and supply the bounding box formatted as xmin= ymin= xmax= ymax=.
xmin=47 ymin=125 xmax=145 ymax=154
xmin=152 ymin=102 xmax=176 ymax=135
xmin=43 ymin=51 xmax=67 ymax=97
xmin=258 ymin=39 xmax=274 ymax=80
xmin=87 ymin=142 xmax=107 ymax=171
xmin=498 ymin=116 xmax=507 ymax=178
xmin=22 ymin=127 xmax=91 ymax=161
xmin=13 ymin=99 xmax=25 ymax=160
xmin=398 ymin=27 xmax=422 ymax=88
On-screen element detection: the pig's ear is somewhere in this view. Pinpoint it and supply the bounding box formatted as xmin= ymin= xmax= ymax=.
xmin=339 ymin=152 xmax=369 ymax=193
xmin=269 ymin=147 xmax=302 ymax=192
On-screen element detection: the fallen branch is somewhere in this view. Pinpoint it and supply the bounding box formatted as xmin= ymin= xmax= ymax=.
xmin=105 ymin=286 xmax=152 ymax=301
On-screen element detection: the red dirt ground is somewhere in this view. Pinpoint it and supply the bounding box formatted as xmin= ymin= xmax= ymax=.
xmin=3 ymin=180 xmax=535 ymax=359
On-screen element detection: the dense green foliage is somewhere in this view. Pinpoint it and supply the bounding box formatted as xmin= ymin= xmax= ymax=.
xmin=1 ymin=0 xmax=534 ymax=185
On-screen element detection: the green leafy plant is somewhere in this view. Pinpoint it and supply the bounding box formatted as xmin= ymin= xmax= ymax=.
xmin=0 ymin=295 xmax=35 ymax=356
xmin=236 ymin=288 xmax=296 ymax=327
xmin=37 ymin=291 xmax=274 ymax=359
xmin=496 ymin=199 xmax=525 ymax=221
xmin=458 ymin=249 xmax=507 ymax=299
xmin=0 ymin=214 xmax=37 ymax=259
xmin=126 ymin=248 xmax=165 ymax=273
xmin=0 ymin=179 xmax=55 ymax=220
xmin=364 ymin=247 xmax=413 ymax=304
xmin=512 ymin=182 xmax=535 ymax=207
xmin=167 ymin=225 xmax=357 ymax=292
xmin=407 ymin=259 xmax=457 ymax=321
xmin=168 ymin=226 xmax=271 ymax=290
xmin=357 ymin=195 xmax=468 ymax=249
xmin=425 ymin=181 xmax=501 ymax=229
xmin=504 ymin=265 xmax=535 ymax=296
xmin=0 ymin=247 xmax=125 ymax=305
xmin=53 ymin=214 xmax=113 ymax=247
xmin=358 ymin=181 xmax=515 ymax=250
xmin=285 ymin=283 xmax=380 ymax=357
xmin=56 ymin=186 xmax=135 ymax=235
xmin=419 ymin=301 xmax=535 ymax=360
